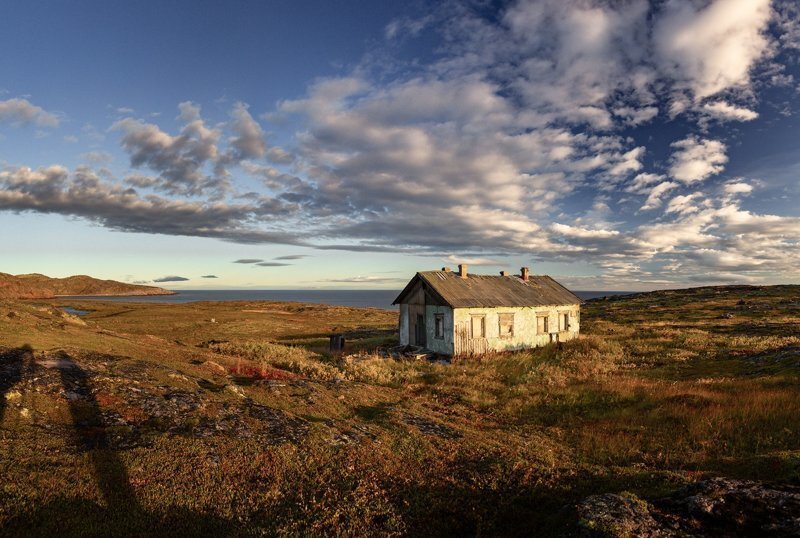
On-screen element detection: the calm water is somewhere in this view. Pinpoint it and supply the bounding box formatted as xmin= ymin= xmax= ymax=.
xmin=59 ymin=289 xmax=634 ymax=309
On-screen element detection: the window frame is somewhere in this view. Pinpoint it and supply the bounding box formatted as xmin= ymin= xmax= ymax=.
xmin=470 ymin=314 xmax=486 ymax=339
xmin=536 ymin=314 xmax=549 ymax=335
xmin=560 ymin=312 xmax=570 ymax=331
xmin=434 ymin=313 xmax=445 ymax=339
xmin=498 ymin=312 xmax=514 ymax=339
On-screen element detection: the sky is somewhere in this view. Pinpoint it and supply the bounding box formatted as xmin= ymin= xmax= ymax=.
xmin=1 ymin=0 xmax=799 ymax=291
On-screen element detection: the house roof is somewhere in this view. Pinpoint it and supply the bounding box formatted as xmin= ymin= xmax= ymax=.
xmin=392 ymin=271 xmax=581 ymax=308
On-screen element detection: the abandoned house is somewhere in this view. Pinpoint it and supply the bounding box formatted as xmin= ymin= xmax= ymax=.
xmin=392 ymin=265 xmax=581 ymax=356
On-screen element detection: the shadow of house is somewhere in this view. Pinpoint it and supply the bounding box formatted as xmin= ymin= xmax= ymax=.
xmin=3 ymin=349 xmax=232 ymax=535
xmin=55 ymin=352 xmax=142 ymax=517
xmin=0 ymin=345 xmax=33 ymax=425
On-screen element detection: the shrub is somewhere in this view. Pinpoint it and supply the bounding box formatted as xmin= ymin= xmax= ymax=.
xmin=207 ymin=341 xmax=344 ymax=381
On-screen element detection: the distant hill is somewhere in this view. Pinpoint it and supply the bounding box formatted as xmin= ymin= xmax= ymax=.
xmin=0 ymin=273 xmax=174 ymax=299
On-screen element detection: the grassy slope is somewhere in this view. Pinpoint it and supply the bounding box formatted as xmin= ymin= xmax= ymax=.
xmin=0 ymin=286 xmax=799 ymax=535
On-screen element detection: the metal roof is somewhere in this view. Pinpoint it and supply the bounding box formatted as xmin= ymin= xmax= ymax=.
xmin=392 ymin=271 xmax=581 ymax=308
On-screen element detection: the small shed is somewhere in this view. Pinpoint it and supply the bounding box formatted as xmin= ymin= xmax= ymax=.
xmin=392 ymin=265 xmax=581 ymax=356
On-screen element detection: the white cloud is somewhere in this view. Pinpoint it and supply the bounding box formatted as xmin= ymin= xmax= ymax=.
xmin=550 ymin=223 xmax=619 ymax=239
xmin=627 ymin=173 xmax=666 ymax=193
xmin=653 ymin=0 xmax=773 ymax=100
xmin=3 ymin=1 xmax=799 ymax=288
xmin=701 ymin=101 xmax=759 ymax=122
xmin=640 ymin=181 xmax=680 ymax=211
xmin=613 ymin=105 xmax=659 ymax=126
xmin=0 ymin=98 xmax=60 ymax=127
xmin=669 ymin=137 xmax=728 ymax=183
xmin=723 ymin=181 xmax=754 ymax=195
xmin=665 ymin=192 xmax=705 ymax=215
xmin=444 ymin=255 xmax=501 ymax=266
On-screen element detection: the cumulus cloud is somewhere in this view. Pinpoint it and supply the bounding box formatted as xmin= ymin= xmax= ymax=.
xmin=0 ymin=98 xmax=60 ymax=127
xmin=653 ymin=0 xmax=773 ymax=100
xmin=640 ymin=181 xmax=680 ymax=211
xmin=153 ymin=275 xmax=189 ymax=282
xmin=665 ymin=193 xmax=705 ymax=215
xmin=669 ymin=137 xmax=728 ymax=183
xmin=113 ymin=109 xmax=220 ymax=195
xmin=724 ymin=181 xmax=754 ymax=195
xmin=214 ymin=102 xmax=270 ymax=177
xmin=228 ymin=102 xmax=266 ymax=160
xmin=0 ymin=165 xmax=302 ymax=246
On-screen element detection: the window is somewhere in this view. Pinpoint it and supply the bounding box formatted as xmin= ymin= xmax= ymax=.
xmin=434 ymin=313 xmax=444 ymax=339
xmin=470 ymin=315 xmax=486 ymax=338
xmin=561 ymin=313 xmax=570 ymax=331
xmin=536 ymin=315 xmax=549 ymax=335
xmin=498 ymin=313 xmax=514 ymax=338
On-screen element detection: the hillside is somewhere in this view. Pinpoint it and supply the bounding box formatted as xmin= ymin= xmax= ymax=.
xmin=1 ymin=285 xmax=799 ymax=535
xmin=0 ymin=273 xmax=174 ymax=299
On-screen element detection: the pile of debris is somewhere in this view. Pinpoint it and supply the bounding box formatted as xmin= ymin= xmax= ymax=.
xmin=379 ymin=345 xmax=442 ymax=361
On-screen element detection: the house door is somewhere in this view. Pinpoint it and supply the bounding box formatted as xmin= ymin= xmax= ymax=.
xmin=415 ymin=314 xmax=426 ymax=347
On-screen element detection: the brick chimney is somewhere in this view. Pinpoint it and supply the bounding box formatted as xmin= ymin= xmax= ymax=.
xmin=521 ymin=266 xmax=530 ymax=281
xmin=500 ymin=270 xmax=508 ymax=276
xmin=458 ymin=264 xmax=468 ymax=278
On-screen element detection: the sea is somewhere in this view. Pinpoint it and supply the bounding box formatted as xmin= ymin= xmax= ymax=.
xmin=58 ymin=289 xmax=634 ymax=310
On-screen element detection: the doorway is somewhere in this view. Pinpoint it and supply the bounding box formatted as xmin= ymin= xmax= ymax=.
xmin=415 ymin=314 xmax=426 ymax=347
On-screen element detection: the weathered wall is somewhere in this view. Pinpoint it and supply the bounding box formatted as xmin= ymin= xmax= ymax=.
xmin=424 ymin=304 xmax=454 ymax=355
xmin=403 ymin=281 xmax=426 ymax=346
xmin=399 ymin=304 xmax=409 ymax=346
xmin=452 ymin=304 xmax=580 ymax=356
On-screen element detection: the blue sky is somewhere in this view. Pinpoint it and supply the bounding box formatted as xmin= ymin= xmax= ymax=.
xmin=1 ymin=0 xmax=799 ymax=291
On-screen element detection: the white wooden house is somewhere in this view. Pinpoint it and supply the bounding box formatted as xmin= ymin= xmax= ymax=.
xmin=393 ymin=265 xmax=581 ymax=356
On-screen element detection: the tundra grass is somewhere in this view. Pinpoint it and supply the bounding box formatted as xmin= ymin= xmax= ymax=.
xmin=0 ymin=286 xmax=799 ymax=535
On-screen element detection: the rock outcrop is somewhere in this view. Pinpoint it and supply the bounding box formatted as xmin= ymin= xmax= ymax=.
xmin=576 ymin=478 xmax=800 ymax=537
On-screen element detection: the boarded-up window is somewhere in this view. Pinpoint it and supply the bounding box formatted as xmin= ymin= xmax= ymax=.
xmin=470 ymin=315 xmax=485 ymax=338
xmin=536 ymin=315 xmax=549 ymax=335
xmin=561 ymin=313 xmax=570 ymax=331
xmin=498 ymin=313 xmax=514 ymax=338
xmin=434 ymin=313 xmax=444 ymax=339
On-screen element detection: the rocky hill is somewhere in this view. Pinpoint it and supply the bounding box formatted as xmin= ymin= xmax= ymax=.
xmin=0 ymin=273 xmax=174 ymax=299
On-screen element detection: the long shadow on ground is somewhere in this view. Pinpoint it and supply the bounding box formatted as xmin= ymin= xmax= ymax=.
xmin=0 ymin=346 xmax=33 ymax=425
xmin=1 ymin=348 xmax=231 ymax=536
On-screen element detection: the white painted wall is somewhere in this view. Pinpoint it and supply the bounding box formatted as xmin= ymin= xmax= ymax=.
xmin=452 ymin=304 xmax=580 ymax=355
xmin=425 ymin=304 xmax=454 ymax=355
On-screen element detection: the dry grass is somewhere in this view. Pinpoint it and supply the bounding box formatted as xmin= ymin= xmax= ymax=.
xmin=2 ymin=285 xmax=800 ymax=534
xmin=205 ymin=340 xmax=345 ymax=381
